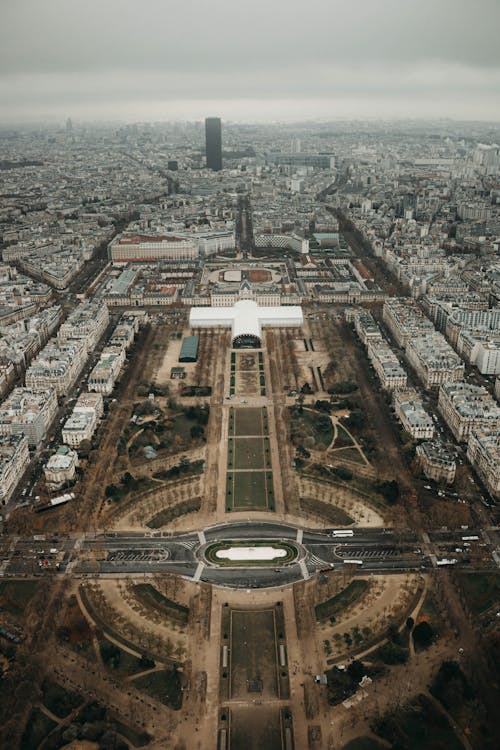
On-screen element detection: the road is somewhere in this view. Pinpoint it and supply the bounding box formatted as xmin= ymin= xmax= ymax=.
xmin=2 ymin=521 xmax=498 ymax=588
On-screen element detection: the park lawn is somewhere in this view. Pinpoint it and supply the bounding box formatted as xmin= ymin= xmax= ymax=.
xmin=227 ymin=470 xmax=270 ymax=510
xmin=315 ymin=579 xmax=369 ymax=622
xmin=229 ymin=706 xmax=283 ymax=750
xmin=111 ymin=718 xmax=151 ymax=747
xmin=146 ymin=497 xmax=201 ymax=528
xmin=230 ymin=609 xmax=278 ymax=700
xmin=171 ymin=413 xmax=195 ymax=442
xmin=133 ymin=583 xmax=189 ymax=626
xmin=133 ymin=668 xmax=183 ymax=709
xmin=41 ymin=679 xmax=83 ymax=718
xmin=57 ymin=594 xmax=94 ymax=656
xmin=374 ymin=694 xmax=464 ymax=750
xmin=231 ymin=407 xmax=266 ymax=436
xmin=335 ymin=424 xmax=355 ymax=448
xmin=229 ymin=437 xmax=266 ymax=470
xmin=99 ymin=637 xmax=147 ymax=676
xmin=457 ymin=572 xmax=500 ymax=615
xmin=0 ymin=580 xmax=39 ymax=616
xmin=332 ymin=447 xmax=366 ymax=464
xmin=291 ymin=407 xmax=334 ymax=450
xmin=21 ymin=708 xmax=57 ymax=750
xmin=299 ymin=496 xmax=354 ymax=525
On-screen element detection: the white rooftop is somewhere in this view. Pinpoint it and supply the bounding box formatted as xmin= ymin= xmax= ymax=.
xmin=189 ymin=300 xmax=303 ymax=344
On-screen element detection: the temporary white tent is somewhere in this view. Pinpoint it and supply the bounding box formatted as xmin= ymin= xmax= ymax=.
xmin=189 ymin=299 xmax=303 ymax=345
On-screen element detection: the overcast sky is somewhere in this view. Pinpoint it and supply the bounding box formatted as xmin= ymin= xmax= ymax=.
xmin=1 ymin=0 xmax=499 ymax=123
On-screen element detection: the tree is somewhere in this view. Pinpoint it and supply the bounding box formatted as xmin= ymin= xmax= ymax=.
xmin=343 ymin=409 xmax=367 ymax=431
xmin=412 ymin=621 xmax=434 ymax=650
xmin=347 ymin=660 xmax=366 ymax=682
xmin=79 ymin=439 xmax=92 ymax=458
xmin=377 ymin=642 xmax=409 ymax=665
xmin=190 ymin=424 xmax=204 ymax=440
xmin=377 ymin=480 xmax=400 ymax=505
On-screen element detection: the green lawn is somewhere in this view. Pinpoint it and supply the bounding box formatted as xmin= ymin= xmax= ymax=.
xmin=21 ymin=708 xmax=57 ymax=750
xmin=99 ymin=638 xmax=147 ymax=675
xmin=333 ymin=447 xmax=365 ymax=464
xmin=299 ymin=497 xmax=354 ymax=526
xmin=374 ymin=694 xmax=464 ymax=750
xmin=457 ymin=572 xmax=500 ymax=615
xmin=290 ymin=407 xmax=334 ymax=450
xmin=133 ymin=583 xmax=189 ymax=625
xmin=315 ymin=580 xmax=369 ymax=622
xmin=133 ymin=668 xmax=183 ymax=709
xmin=111 ymin=719 xmax=151 ymax=747
xmin=230 ymin=407 xmax=267 ymax=436
xmin=230 ymin=609 xmax=278 ymax=700
xmin=0 ymin=580 xmax=39 ymax=616
xmin=228 ymin=437 xmax=268 ymax=470
xmin=227 ymin=470 xmax=272 ymax=511
xmin=41 ymin=680 xmax=83 ymax=718
xmin=335 ymin=424 xmax=354 ymax=448
xmin=146 ymin=497 xmax=201 ymax=528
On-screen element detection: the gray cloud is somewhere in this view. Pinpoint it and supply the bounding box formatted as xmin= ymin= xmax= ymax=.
xmin=1 ymin=0 xmax=499 ymax=121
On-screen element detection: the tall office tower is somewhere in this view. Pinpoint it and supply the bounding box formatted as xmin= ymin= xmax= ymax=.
xmin=205 ymin=117 xmax=222 ymax=171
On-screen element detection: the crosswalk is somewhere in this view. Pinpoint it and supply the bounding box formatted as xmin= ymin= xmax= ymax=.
xmin=308 ymin=553 xmax=328 ymax=567
xmin=341 ymin=548 xmax=398 ymax=559
xmin=193 ymin=562 xmax=205 ymax=582
xmin=177 ymin=540 xmax=198 ymax=551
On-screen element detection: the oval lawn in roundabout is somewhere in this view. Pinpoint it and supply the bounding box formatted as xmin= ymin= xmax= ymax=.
xmin=204 ymin=540 xmax=299 ymax=566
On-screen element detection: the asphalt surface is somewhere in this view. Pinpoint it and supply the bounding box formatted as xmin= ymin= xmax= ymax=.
xmin=2 ymin=521 xmax=498 ymax=588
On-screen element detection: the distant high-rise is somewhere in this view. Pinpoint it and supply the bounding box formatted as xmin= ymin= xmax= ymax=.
xmin=205 ymin=117 xmax=222 ymax=171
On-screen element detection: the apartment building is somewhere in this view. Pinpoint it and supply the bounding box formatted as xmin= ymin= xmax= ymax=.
xmin=88 ymin=348 xmax=125 ymax=394
xmin=416 ymin=440 xmax=456 ymax=484
xmin=25 ymin=339 xmax=86 ymax=396
xmin=62 ymin=391 xmax=103 ymax=447
xmin=0 ymin=386 xmax=58 ymax=446
xmin=44 ymin=445 xmax=79 ymax=490
xmin=467 ymin=429 xmax=500 ymax=498
xmin=62 ymin=411 xmax=97 ymax=448
xmin=74 ymin=391 xmax=104 ymax=419
xmin=382 ymin=298 xmax=434 ymax=349
xmin=367 ymin=339 xmax=408 ymax=390
xmin=58 ymin=301 xmax=109 ymax=353
xmin=108 ymin=233 xmax=199 ymax=262
xmin=438 ymin=382 xmax=500 ymax=442
xmin=0 ymin=434 xmax=30 ymax=504
xmin=353 ymin=310 xmax=383 ymax=346
xmin=393 ymin=388 xmax=435 ymax=440
xmin=406 ymin=333 xmax=465 ymax=389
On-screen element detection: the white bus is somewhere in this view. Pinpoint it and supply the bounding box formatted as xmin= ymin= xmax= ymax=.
xmin=331 ymin=530 xmax=354 ymax=538
xmin=343 ymin=559 xmax=363 ymax=565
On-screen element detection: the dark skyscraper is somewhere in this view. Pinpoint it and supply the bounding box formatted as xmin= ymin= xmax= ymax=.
xmin=205 ymin=117 xmax=222 ymax=171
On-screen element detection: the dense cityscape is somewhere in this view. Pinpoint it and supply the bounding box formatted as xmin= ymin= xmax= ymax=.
xmin=0 ymin=0 xmax=500 ymax=747
xmin=0 ymin=115 xmax=498 ymax=749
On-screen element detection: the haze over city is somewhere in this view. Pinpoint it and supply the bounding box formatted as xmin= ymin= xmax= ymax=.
xmin=0 ymin=2 xmax=500 ymax=750
xmin=1 ymin=0 xmax=500 ymax=123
